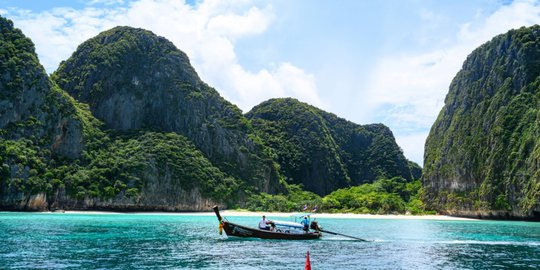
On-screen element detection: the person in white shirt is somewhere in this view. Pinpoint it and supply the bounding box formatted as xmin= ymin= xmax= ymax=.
xmin=259 ymin=215 xmax=270 ymax=230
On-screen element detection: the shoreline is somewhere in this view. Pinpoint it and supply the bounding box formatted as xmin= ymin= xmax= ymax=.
xmin=17 ymin=209 xmax=480 ymax=221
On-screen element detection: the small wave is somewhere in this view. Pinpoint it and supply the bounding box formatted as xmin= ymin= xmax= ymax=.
xmin=322 ymin=237 xmax=377 ymax=242
xmin=357 ymin=239 xmax=540 ymax=246
xmin=322 ymin=237 xmax=360 ymax=241
xmin=438 ymin=240 xmax=540 ymax=246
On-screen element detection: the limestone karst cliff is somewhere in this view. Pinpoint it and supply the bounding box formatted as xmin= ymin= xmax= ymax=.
xmin=1 ymin=16 xmax=420 ymax=212
xmin=1 ymin=19 xmax=280 ymax=211
xmin=52 ymin=26 xmax=282 ymax=194
xmin=424 ymin=25 xmax=540 ymax=220
xmin=247 ymin=98 xmax=415 ymax=196
xmin=0 ymin=17 xmax=85 ymax=210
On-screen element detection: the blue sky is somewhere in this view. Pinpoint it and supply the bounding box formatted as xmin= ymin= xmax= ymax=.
xmin=1 ymin=0 xmax=539 ymax=164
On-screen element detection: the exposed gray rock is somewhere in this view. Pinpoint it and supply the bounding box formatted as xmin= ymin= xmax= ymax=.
xmin=53 ymin=26 xmax=283 ymax=194
xmin=424 ymin=25 xmax=540 ymax=220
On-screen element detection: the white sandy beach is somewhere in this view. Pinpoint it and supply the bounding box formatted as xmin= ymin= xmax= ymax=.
xmin=50 ymin=210 xmax=478 ymax=221
xmin=222 ymin=210 xmax=478 ymax=220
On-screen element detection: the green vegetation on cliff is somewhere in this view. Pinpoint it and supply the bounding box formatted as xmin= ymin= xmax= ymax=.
xmin=247 ymin=98 xmax=414 ymax=196
xmin=0 ymin=16 xmax=36 ymax=100
xmin=1 ymin=131 xmax=239 ymax=210
xmin=52 ymin=26 xmax=283 ymax=194
xmin=1 ymin=16 xmax=423 ymax=212
xmin=424 ymin=25 xmax=540 ymax=219
xmin=0 ymin=18 xmax=245 ymax=210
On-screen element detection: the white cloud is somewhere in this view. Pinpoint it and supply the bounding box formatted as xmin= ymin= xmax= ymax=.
xmin=225 ymin=62 xmax=324 ymax=110
xmin=366 ymin=0 xmax=540 ymax=164
xmin=5 ymin=0 xmax=321 ymax=113
xmin=87 ymin=0 xmax=125 ymax=6
xmin=395 ymin=133 xmax=428 ymax=167
xmin=367 ymin=50 xmax=456 ymax=128
xmin=207 ymin=6 xmax=274 ymax=39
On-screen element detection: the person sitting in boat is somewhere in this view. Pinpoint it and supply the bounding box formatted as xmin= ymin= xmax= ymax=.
xmin=259 ymin=215 xmax=270 ymax=230
xmin=301 ymin=216 xmax=310 ymax=232
xmin=269 ymin=221 xmax=276 ymax=231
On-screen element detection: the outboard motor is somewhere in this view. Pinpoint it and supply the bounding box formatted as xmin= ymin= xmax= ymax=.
xmin=310 ymin=220 xmax=320 ymax=231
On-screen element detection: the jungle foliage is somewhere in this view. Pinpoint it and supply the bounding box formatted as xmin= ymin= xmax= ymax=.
xmin=246 ymin=177 xmax=432 ymax=214
xmin=247 ymin=98 xmax=416 ymax=196
xmin=1 ymin=16 xmax=426 ymax=211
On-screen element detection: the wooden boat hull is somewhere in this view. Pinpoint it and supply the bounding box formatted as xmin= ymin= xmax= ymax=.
xmin=222 ymin=221 xmax=321 ymax=240
xmin=213 ymin=205 xmax=320 ymax=240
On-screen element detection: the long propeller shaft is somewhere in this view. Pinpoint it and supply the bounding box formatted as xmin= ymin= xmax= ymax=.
xmin=318 ymin=229 xmax=369 ymax=242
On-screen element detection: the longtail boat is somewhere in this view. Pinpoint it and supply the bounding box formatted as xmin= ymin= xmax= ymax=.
xmin=213 ymin=206 xmax=322 ymax=240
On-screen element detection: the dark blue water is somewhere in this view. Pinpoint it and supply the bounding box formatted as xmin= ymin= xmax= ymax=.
xmin=0 ymin=212 xmax=539 ymax=269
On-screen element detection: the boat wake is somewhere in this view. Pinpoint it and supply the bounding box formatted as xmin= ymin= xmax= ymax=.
xmin=436 ymin=240 xmax=540 ymax=246
xmin=321 ymin=237 xmax=375 ymax=242
xmin=379 ymin=239 xmax=540 ymax=246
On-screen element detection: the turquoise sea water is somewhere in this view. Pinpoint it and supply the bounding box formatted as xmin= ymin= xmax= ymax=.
xmin=0 ymin=212 xmax=539 ymax=269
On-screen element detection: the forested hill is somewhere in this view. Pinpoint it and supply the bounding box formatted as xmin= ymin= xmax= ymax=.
xmin=247 ymin=98 xmax=420 ymax=196
xmin=0 ymin=18 xmax=282 ymax=211
xmin=0 ymin=17 xmax=88 ymax=209
xmin=1 ymin=15 xmax=419 ymax=211
xmin=52 ymin=26 xmax=283 ymax=195
xmin=424 ymin=25 xmax=540 ymax=220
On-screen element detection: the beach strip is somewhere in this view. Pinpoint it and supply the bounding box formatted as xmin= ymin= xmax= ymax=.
xmin=47 ymin=210 xmax=478 ymax=221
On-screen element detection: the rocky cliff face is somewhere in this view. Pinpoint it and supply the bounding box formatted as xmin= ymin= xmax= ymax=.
xmin=0 ymin=17 xmax=83 ymax=158
xmin=0 ymin=17 xmax=86 ymax=210
xmin=1 ymin=18 xmax=418 ymax=212
xmin=53 ymin=26 xmax=282 ymax=194
xmin=247 ymin=98 xmax=414 ymax=196
xmin=0 ymin=19 xmax=279 ymax=211
xmin=46 ymin=132 xmax=232 ymax=212
xmin=424 ymin=25 xmax=540 ymax=220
